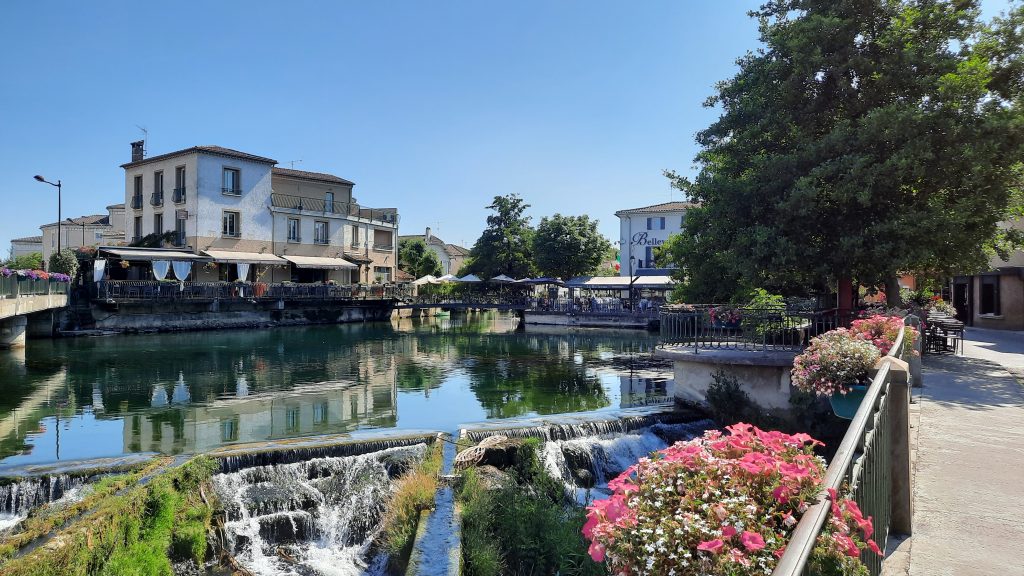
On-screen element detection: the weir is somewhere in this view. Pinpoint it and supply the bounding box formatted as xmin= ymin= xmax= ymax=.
xmin=458 ymin=406 xmax=705 ymax=442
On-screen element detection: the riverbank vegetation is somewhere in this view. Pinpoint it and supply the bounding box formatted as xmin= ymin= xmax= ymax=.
xmin=381 ymin=441 xmax=444 ymax=567
xmin=0 ymin=457 xmax=218 ymax=576
xmin=458 ymin=437 xmax=605 ymax=576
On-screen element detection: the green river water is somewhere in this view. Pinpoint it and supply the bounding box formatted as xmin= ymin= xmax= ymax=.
xmin=0 ymin=311 xmax=673 ymax=468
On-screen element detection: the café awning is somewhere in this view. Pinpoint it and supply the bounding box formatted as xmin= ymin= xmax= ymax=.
xmin=282 ymin=255 xmax=356 ymax=270
xmin=100 ymin=247 xmax=204 ymax=262
xmin=202 ymin=250 xmax=286 ymax=265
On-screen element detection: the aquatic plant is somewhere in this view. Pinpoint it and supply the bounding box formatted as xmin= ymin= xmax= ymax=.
xmin=582 ymin=424 xmax=879 ymax=575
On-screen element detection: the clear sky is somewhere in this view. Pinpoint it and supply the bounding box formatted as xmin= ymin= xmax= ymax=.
xmin=0 ymin=1 xmax=1014 ymax=254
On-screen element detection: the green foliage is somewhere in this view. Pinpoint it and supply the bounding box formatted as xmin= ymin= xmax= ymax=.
xmin=128 ymin=231 xmax=179 ymax=249
xmin=465 ymin=194 xmax=536 ymax=279
xmin=660 ymin=1 xmax=1024 ymax=301
xmin=399 ymin=238 xmax=444 ymax=278
xmin=459 ymin=439 xmax=606 ymax=576
xmin=47 ymin=248 xmax=79 ymax=278
xmin=382 ymin=443 xmax=443 ymax=560
xmin=532 ymin=214 xmax=612 ymax=280
xmin=5 ymin=252 xmax=43 ymax=270
xmin=705 ymin=369 xmax=761 ymax=426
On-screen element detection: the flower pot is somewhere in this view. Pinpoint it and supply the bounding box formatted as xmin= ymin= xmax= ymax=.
xmin=830 ymin=384 xmax=868 ymax=420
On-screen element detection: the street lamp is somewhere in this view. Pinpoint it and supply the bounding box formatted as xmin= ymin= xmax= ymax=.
xmin=34 ymin=175 xmax=62 ymax=257
xmin=629 ymin=255 xmax=637 ymax=310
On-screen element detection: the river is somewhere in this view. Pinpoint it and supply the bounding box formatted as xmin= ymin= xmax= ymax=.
xmin=0 ymin=311 xmax=673 ymax=467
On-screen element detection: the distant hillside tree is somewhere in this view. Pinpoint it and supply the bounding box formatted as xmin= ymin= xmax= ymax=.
xmin=465 ymin=194 xmax=536 ymax=279
xmin=533 ymin=214 xmax=611 ymax=280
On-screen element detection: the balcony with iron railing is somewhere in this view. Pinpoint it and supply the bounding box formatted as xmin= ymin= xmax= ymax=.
xmin=222 ymin=187 xmax=241 ymax=196
xmin=172 ymin=187 xmax=186 ymax=203
xmin=372 ymin=243 xmax=394 ymax=252
xmin=150 ymin=191 xmax=164 ymax=206
xmin=270 ymin=193 xmax=400 ymax=227
xmin=131 ymin=195 xmax=143 ymax=210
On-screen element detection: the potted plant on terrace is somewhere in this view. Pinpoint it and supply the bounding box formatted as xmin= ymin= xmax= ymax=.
xmin=792 ymin=329 xmax=880 ymax=419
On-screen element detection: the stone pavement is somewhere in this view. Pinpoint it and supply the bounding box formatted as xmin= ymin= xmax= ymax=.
xmin=889 ymin=328 xmax=1024 ymax=576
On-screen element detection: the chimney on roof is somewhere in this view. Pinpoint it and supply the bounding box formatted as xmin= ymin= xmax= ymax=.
xmin=425 ymin=227 xmax=432 ymax=242
xmin=130 ymin=140 xmax=145 ymax=162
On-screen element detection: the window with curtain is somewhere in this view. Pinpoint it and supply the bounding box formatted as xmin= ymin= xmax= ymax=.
xmin=288 ymin=218 xmax=300 ymax=242
xmin=314 ymin=221 xmax=328 ymax=244
xmin=222 ymin=168 xmax=241 ymax=195
xmin=222 ymin=211 xmax=240 ymax=237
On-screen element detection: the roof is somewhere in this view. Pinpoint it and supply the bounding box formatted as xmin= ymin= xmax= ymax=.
xmin=614 ymin=201 xmax=699 ymax=217
xmin=397 ymin=233 xmax=470 ymax=257
xmin=202 ymin=250 xmax=286 ymax=265
xmin=106 ymin=203 xmax=125 ymax=210
xmin=445 ymin=243 xmax=470 ymax=257
xmin=11 ymin=235 xmax=42 ymax=243
xmin=120 ymin=145 xmax=277 ymax=168
xmin=40 ymin=214 xmax=111 ymax=228
xmin=271 ymin=167 xmax=354 ymax=186
xmin=283 ymin=255 xmax=356 ymax=269
xmin=566 ymin=275 xmax=676 ymax=289
xmin=395 ymin=269 xmax=415 ymax=282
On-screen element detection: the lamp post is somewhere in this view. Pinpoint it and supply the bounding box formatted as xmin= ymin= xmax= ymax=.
xmin=34 ymin=175 xmax=62 ymax=258
xmin=629 ymin=255 xmax=637 ymax=311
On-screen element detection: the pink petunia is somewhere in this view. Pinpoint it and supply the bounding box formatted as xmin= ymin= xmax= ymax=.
xmin=740 ymin=531 xmax=766 ymax=551
xmin=697 ymin=539 xmax=725 ymax=554
xmin=721 ymin=525 xmax=737 ymax=538
xmin=588 ymin=541 xmax=606 ymax=562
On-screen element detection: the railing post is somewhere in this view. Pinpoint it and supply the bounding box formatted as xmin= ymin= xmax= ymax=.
xmin=884 ymin=355 xmax=913 ymax=536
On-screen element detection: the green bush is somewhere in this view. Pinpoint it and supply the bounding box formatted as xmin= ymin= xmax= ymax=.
xmin=47 ymin=248 xmax=79 ymax=278
xmin=5 ymin=252 xmax=43 ymax=270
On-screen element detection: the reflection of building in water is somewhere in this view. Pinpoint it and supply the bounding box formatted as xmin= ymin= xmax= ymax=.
xmin=124 ymin=376 xmax=397 ymax=454
xmin=618 ymin=376 xmax=672 ymax=409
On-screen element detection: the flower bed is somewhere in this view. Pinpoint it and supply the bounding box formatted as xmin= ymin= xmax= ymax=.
xmin=850 ymin=315 xmax=917 ymax=356
xmin=583 ymin=424 xmax=879 ymax=575
xmin=0 ymin=268 xmax=71 ymax=282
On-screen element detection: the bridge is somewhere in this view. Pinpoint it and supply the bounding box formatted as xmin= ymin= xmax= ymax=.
xmin=0 ymin=278 xmax=68 ymax=349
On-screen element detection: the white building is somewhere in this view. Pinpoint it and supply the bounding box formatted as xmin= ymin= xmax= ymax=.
xmin=40 ymin=203 xmax=125 ymax=265
xmin=119 ymin=142 xmax=398 ymax=283
xmin=614 ymin=201 xmax=696 ymax=276
xmin=9 ymin=236 xmax=42 ymax=260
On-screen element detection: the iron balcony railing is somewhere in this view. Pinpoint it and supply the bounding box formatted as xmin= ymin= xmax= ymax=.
xmin=372 ymin=243 xmax=394 ymax=251
xmin=150 ymin=191 xmax=163 ymax=206
xmin=659 ymin=306 xmax=840 ymax=352
xmin=131 ymin=195 xmax=143 ymax=210
xmin=172 ymin=187 xmax=186 ymax=203
xmin=1 ymin=277 xmax=70 ymax=298
xmin=270 ymin=193 xmax=400 ymax=227
xmin=773 ymin=323 xmax=915 ymax=576
xmin=222 ymin=187 xmax=241 ymax=196
xmin=96 ymin=280 xmax=400 ymax=302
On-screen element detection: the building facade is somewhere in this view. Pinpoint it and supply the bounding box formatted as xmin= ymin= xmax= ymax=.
xmin=952 ymin=220 xmax=1024 ymax=330
xmin=120 ymin=143 xmax=398 ymax=283
xmin=9 ymin=236 xmax=42 ymax=260
xmin=40 ymin=203 xmax=125 ymax=265
xmin=397 ymin=227 xmax=470 ymax=276
xmin=614 ymin=201 xmax=695 ymax=276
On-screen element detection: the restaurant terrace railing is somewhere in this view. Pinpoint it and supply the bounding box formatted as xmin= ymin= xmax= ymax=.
xmin=1 ymin=277 xmax=70 ymax=298
xmin=532 ymin=297 xmax=661 ymax=316
xmin=772 ymin=322 xmax=915 ymax=576
xmin=659 ymin=306 xmax=841 ymax=352
xmin=96 ymin=280 xmax=400 ymax=302
xmin=270 ymin=193 xmax=400 ymax=227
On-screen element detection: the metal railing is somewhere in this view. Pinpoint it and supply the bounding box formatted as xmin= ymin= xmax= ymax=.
xmin=172 ymin=187 xmax=186 ymax=203
xmin=150 ymin=191 xmax=163 ymax=206
xmin=270 ymin=193 xmax=400 ymax=227
xmin=96 ymin=280 xmax=400 ymax=302
xmin=773 ymin=325 xmax=914 ymax=576
xmin=131 ymin=195 xmax=143 ymax=210
xmin=660 ymin=306 xmax=840 ymax=352
xmin=531 ymin=297 xmax=660 ymax=316
xmin=1 ymin=277 xmax=70 ymax=298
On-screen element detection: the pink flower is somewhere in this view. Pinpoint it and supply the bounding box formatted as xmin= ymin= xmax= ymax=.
xmin=740 ymin=531 xmax=766 ymax=551
xmin=868 ymin=539 xmax=882 ymax=555
xmin=721 ymin=525 xmax=737 ymax=538
xmin=834 ymin=533 xmax=860 ymax=558
xmin=697 ymin=539 xmax=725 ymax=554
xmin=588 ymin=540 xmax=606 ymax=562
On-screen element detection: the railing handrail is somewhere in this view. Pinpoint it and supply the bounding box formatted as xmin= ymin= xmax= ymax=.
xmin=772 ymin=325 xmax=907 ymax=576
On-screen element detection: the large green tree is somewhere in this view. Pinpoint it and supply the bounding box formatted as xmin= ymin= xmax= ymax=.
xmin=465 ymin=194 xmax=536 ymax=279
xmin=533 ymin=214 xmax=612 ymax=280
xmin=398 ymin=238 xmax=443 ymax=278
xmin=661 ymin=0 xmax=1024 ymax=304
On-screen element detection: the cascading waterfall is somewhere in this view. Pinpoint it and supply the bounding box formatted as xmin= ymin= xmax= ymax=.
xmin=541 ymin=420 xmax=715 ymax=503
xmin=0 ymin=475 xmax=90 ymax=532
xmin=212 ymin=443 xmax=428 ymax=576
xmin=461 ymin=412 xmax=701 ymax=443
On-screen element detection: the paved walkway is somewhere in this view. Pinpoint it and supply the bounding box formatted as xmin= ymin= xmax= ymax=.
xmin=902 ymin=328 xmax=1024 ymax=576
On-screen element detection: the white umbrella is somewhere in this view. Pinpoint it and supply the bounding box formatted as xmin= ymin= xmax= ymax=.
xmin=437 ymin=274 xmax=458 ymax=283
xmin=458 ymin=274 xmax=483 ymax=283
xmin=413 ymin=274 xmax=438 ymax=285
xmin=490 ymin=274 xmax=516 ymax=283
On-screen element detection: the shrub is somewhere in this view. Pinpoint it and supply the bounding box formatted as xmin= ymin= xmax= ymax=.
xmin=5 ymin=252 xmax=43 ymax=270
xmin=582 ymin=424 xmax=879 ymax=575
xmin=47 ymin=248 xmax=79 ymax=278
xmin=792 ymin=329 xmax=880 ymax=397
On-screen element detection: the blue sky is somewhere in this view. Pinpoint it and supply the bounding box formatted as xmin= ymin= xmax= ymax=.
xmin=0 ymin=1 xmax=1014 ymax=254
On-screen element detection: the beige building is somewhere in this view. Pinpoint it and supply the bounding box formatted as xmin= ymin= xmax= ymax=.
xmin=118 ymin=143 xmax=398 ymax=283
xmin=952 ymin=220 xmax=1024 ymax=330
xmin=40 ymin=203 xmax=125 ymax=265
xmin=397 ymin=227 xmax=470 ymax=276
xmin=9 ymin=236 xmax=42 ymax=260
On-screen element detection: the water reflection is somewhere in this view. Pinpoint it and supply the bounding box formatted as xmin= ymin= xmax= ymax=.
xmin=0 ymin=312 xmax=672 ymax=466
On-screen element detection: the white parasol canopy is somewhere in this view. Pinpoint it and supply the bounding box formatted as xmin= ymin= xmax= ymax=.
xmin=457 ymin=274 xmax=483 ymax=283
xmin=412 ymin=274 xmax=438 ymax=285
xmin=489 ymin=274 xmax=516 ymax=283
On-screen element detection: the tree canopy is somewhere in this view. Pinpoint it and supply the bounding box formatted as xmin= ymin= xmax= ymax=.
xmin=465 ymin=194 xmax=536 ymax=279
xmin=660 ymin=0 xmax=1024 ymax=302
xmin=5 ymin=252 xmax=43 ymax=270
xmin=398 ymin=238 xmax=443 ymax=278
xmin=533 ymin=214 xmax=612 ymax=280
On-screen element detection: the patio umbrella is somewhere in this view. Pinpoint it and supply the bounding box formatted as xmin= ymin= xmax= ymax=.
xmin=457 ymin=274 xmax=483 ymax=283
xmin=490 ymin=274 xmax=516 ymax=283
xmin=436 ymin=274 xmax=458 ymax=283
xmin=412 ymin=274 xmax=437 ymax=285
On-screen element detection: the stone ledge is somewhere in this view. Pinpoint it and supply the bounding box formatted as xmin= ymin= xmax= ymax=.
xmin=655 ymin=345 xmax=798 ymax=367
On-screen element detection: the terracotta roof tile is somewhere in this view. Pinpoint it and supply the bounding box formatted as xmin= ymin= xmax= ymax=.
xmin=271 ymin=167 xmax=354 ymax=186
xmin=614 ymin=201 xmax=699 ymax=216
